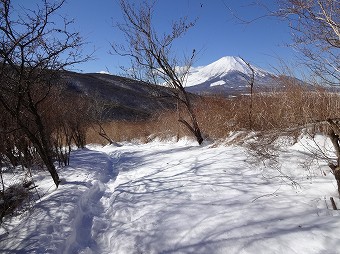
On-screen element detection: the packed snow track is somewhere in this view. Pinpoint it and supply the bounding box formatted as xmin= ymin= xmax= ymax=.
xmin=1 ymin=137 xmax=340 ymax=253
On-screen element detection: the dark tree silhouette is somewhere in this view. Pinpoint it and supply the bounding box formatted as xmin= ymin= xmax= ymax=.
xmin=0 ymin=0 xmax=90 ymax=187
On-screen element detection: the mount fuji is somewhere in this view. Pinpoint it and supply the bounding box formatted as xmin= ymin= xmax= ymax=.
xmin=185 ymin=56 xmax=279 ymax=96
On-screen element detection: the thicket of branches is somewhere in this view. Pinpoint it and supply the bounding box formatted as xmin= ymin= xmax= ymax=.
xmin=113 ymin=0 xmax=204 ymax=144
xmin=274 ymin=0 xmax=340 ymax=196
xmin=0 ymin=0 xmax=92 ymax=218
xmin=0 ymin=0 xmax=86 ymax=188
xmin=276 ymin=0 xmax=339 ymax=85
xmin=0 ymin=89 xmax=93 ymax=219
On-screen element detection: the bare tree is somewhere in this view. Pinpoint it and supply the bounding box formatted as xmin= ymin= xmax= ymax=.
xmin=275 ymin=0 xmax=339 ymax=85
xmin=112 ymin=0 xmax=204 ymax=144
xmin=226 ymin=0 xmax=339 ymax=85
xmin=87 ymin=95 xmax=118 ymax=145
xmin=273 ymin=0 xmax=340 ymax=196
xmin=240 ymin=57 xmax=255 ymax=130
xmin=0 ymin=0 xmax=90 ymax=187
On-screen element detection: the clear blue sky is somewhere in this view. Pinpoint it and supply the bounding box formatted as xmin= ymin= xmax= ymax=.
xmin=16 ymin=0 xmax=297 ymax=74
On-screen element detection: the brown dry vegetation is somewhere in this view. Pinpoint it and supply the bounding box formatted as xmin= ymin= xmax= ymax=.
xmin=86 ymin=83 xmax=340 ymax=144
xmin=196 ymin=85 xmax=340 ymax=137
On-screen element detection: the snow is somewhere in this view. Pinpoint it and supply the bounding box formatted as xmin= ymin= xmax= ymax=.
xmin=97 ymin=71 xmax=110 ymax=75
xmin=185 ymin=56 xmax=270 ymax=87
xmin=1 ymin=135 xmax=340 ymax=253
xmin=210 ymin=80 xmax=226 ymax=87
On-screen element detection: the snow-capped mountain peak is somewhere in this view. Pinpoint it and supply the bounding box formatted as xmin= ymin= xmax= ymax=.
xmin=184 ymin=56 xmax=279 ymax=96
xmin=197 ymin=56 xmax=251 ymax=75
xmin=185 ymin=56 xmax=270 ymax=88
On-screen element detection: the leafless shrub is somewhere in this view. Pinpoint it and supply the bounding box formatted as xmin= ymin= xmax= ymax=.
xmin=0 ymin=183 xmax=29 ymax=222
xmin=85 ymin=82 xmax=340 ymax=145
xmin=0 ymin=170 xmax=39 ymax=224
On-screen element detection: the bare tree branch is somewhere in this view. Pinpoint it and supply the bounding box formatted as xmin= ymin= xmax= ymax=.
xmin=112 ymin=0 xmax=203 ymax=144
xmin=0 ymin=0 xmax=90 ymax=187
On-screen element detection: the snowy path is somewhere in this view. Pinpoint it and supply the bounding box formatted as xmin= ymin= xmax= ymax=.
xmin=0 ymin=148 xmax=118 ymax=253
xmin=94 ymin=140 xmax=340 ymax=253
xmin=1 ymin=138 xmax=340 ymax=253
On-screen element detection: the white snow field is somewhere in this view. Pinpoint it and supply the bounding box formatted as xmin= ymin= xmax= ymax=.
xmin=1 ymin=135 xmax=340 ymax=253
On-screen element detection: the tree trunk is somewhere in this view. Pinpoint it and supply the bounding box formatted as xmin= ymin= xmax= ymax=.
xmin=179 ymin=88 xmax=204 ymax=145
xmin=329 ymin=163 xmax=340 ymax=197
xmin=42 ymin=152 xmax=60 ymax=187
xmin=37 ymin=132 xmax=61 ymax=188
xmin=327 ymin=120 xmax=340 ymax=197
xmin=19 ymin=112 xmax=61 ymax=188
xmin=335 ymin=170 xmax=340 ymax=198
xmin=178 ymin=118 xmax=203 ymax=145
xmin=192 ymin=119 xmax=204 ymax=145
xmin=35 ymin=138 xmax=60 ymax=187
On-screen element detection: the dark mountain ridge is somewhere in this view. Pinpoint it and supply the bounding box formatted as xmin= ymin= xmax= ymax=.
xmin=61 ymin=71 xmax=176 ymax=121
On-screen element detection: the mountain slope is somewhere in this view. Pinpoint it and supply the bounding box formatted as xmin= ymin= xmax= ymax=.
xmin=185 ymin=56 xmax=278 ymax=96
xmin=61 ymin=71 xmax=176 ymax=120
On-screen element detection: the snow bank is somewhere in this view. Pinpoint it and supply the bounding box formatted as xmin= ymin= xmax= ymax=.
xmin=0 ymin=136 xmax=339 ymax=253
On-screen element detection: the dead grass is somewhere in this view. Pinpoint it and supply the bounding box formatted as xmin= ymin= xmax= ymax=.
xmin=194 ymin=84 xmax=340 ymax=139
xmin=85 ymin=84 xmax=340 ymax=144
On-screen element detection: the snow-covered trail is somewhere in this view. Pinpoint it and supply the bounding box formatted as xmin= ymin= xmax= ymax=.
xmin=94 ymin=140 xmax=340 ymax=254
xmin=0 ymin=148 xmax=118 ymax=253
xmin=0 ymin=137 xmax=340 ymax=253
